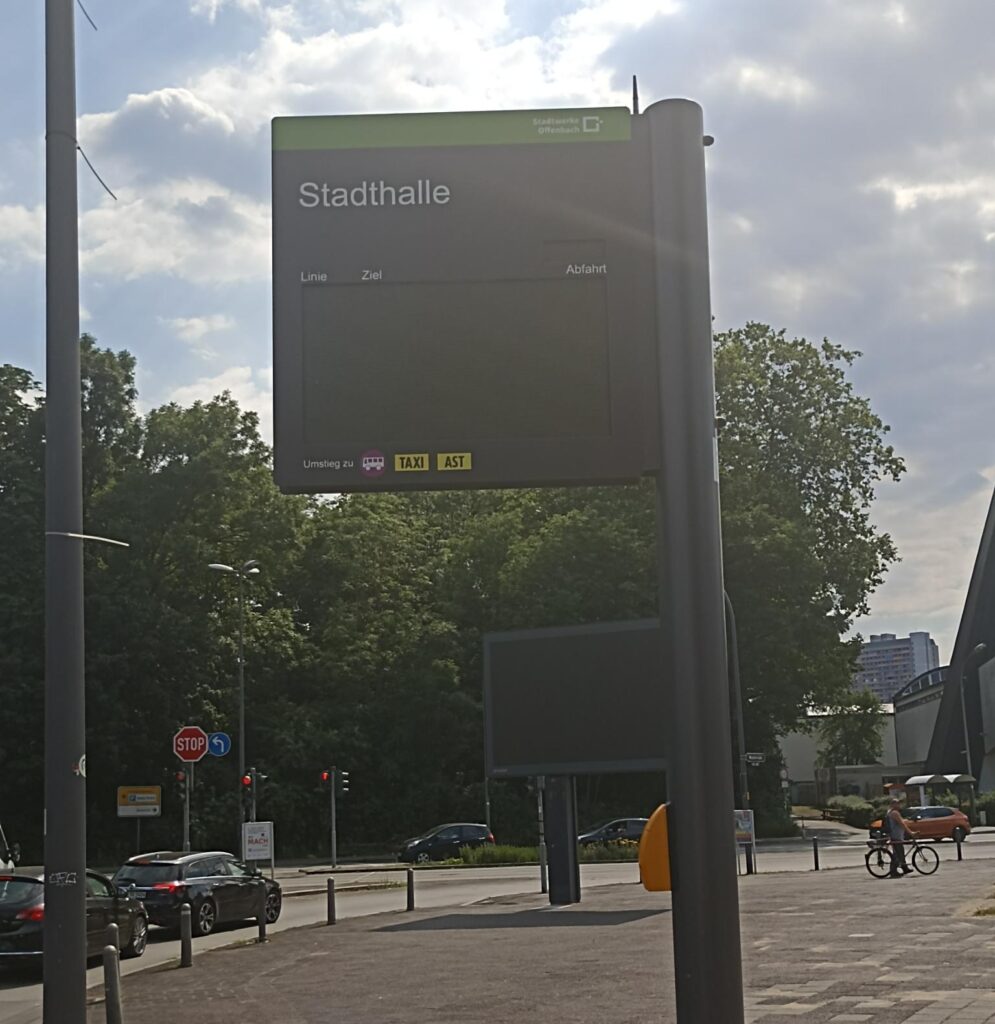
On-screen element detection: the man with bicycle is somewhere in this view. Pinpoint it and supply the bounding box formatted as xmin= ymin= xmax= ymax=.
xmin=885 ymin=797 xmax=914 ymax=877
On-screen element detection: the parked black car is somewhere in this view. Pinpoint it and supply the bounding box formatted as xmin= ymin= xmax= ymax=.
xmin=578 ymin=818 xmax=648 ymax=846
xmin=398 ymin=823 xmax=495 ymax=863
xmin=0 ymin=870 xmax=148 ymax=962
xmin=112 ymin=852 xmax=281 ymax=937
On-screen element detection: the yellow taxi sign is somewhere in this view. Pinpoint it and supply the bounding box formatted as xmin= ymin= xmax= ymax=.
xmin=437 ymin=452 xmax=472 ymax=471
xmin=638 ymin=803 xmax=671 ymax=891
xmin=394 ymin=453 xmax=429 ymax=472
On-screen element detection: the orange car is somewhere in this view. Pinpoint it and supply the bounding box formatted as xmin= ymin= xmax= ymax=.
xmin=870 ymin=805 xmax=971 ymax=842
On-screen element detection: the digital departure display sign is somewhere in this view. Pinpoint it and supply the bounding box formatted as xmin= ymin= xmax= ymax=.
xmin=272 ymin=107 xmax=656 ymax=493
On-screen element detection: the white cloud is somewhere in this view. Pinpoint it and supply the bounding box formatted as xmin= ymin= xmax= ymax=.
xmin=160 ymin=313 xmax=236 ymax=358
xmin=718 ymin=61 xmax=817 ymax=104
xmin=80 ymin=179 xmax=270 ymax=284
xmin=190 ymin=0 xmax=263 ymax=22
xmin=0 ymin=203 xmax=44 ymax=268
xmin=169 ymin=364 xmax=274 ymax=443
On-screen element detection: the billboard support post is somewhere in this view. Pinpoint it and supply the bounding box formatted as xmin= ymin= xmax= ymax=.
xmin=647 ymin=98 xmax=744 ymax=1022
xmin=543 ymin=776 xmax=580 ymax=905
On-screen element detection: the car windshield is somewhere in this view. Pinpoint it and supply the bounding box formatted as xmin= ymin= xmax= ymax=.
xmin=0 ymin=878 xmax=43 ymax=906
xmin=113 ymin=863 xmax=180 ymax=885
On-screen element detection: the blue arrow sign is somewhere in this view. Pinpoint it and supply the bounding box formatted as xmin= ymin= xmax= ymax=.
xmin=208 ymin=732 xmax=232 ymax=757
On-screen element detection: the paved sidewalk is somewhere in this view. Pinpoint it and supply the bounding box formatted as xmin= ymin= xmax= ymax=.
xmin=88 ymin=859 xmax=995 ymax=1023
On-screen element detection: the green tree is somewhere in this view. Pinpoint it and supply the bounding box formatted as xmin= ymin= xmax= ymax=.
xmin=816 ymin=690 xmax=887 ymax=767
xmin=715 ymin=323 xmax=904 ymax=744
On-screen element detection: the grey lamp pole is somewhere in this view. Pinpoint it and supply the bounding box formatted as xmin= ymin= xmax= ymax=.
xmin=209 ymin=560 xmax=260 ymax=801
xmin=961 ymin=643 xmax=989 ymax=780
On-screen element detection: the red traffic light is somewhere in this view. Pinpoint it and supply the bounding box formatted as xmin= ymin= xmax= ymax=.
xmin=174 ymin=771 xmax=186 ymax=783
xmin=240 ymin=774 xmax=253 ymax=787
xmin=320 ymin=770 xmax=331 ymax=783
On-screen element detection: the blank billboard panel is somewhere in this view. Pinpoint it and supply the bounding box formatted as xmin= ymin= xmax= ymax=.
xmin=484 ymin=620 xmax=668 ymax=777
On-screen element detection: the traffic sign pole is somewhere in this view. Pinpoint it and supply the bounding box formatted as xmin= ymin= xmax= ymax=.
xmin=330 ymin=767 xmax=337 ymax=869
xmin=183 ymin=766 xmax=191 ymax=852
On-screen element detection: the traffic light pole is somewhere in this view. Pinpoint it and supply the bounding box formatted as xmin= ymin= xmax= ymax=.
xmin=330 ymin=768 xmax=338 ymax=868
xmin=43 ymin=3 xmax=87 ymax=1021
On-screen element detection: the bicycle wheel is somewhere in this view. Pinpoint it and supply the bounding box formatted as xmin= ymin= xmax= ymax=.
xmin=912 ymin=844 xmax=939 ymax=875
xmin=865 ymin=845 xmax=892 ymax=878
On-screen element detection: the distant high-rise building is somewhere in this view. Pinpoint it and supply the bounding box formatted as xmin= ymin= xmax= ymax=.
xmin=853 ymin=632 xmax=940 ymax=702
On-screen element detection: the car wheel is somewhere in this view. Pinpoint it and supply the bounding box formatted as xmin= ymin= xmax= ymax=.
xmin=122 ymin=914 xmax=148 ymax=959
xmin=194 ymin=898 xmax=217 ymax=937
xmin=264 ymin=890 xmax=282 ymax=924
xmin=416 ymin=851 xmax=430 ymax=864
xmin=952 ymin=826 xmax=967 ymax=843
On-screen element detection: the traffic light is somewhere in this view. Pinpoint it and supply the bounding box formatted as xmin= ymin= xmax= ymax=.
xmin=339 ymin=770 xmax=350 ymax=794
xmin=240 ymin=769 xmax=255 ymax=815
xmin=175 ymin=770 xmax=187 ymax=800
xmin=320 ymin=769 xmax=331 ymax=784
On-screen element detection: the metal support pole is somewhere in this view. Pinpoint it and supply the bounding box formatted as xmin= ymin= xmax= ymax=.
xmin=537 ymin=776 xmax=548 ymax=895
xmin=102 ymin=945 xmax=123 ymax=1024
xmin=238 ymin=573 xmax=246 ymax=810
xmin=330 ymin=769 xmax=338 ymax=868
xmin=724 ymin=591 xmax=754 ymax=876
xmin=484 ymin=775 xmax=492 ymax=832
xmin=179 ymin=904 xmax=193 ymax=968
xmin=136 ymin=818 xmax=141 ymax=855
xmin=960 ymin=670 xmax=974 ymax=780
xmin=43 ymin=4 xmax=87 ymax=1022
xmin=956 ymin=837 xmax=963 ymax=862
xmin=812 ymin=837 xmax=820 ymax=871
xmin=544 ymin=775 xmax=580 ymax=905
xmin=648 ymin=98 xmax=744 ymax=1024
xmin=183 ymin=768 xmax=191 ymax=852
xmin=406 ymin=867 xmax=415 ymax=911
xmin=326 ymin=878 xmax=336 ymax=924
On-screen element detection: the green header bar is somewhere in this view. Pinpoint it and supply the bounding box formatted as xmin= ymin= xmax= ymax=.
xmin=273 ymin=107 xmax=631 ymax=151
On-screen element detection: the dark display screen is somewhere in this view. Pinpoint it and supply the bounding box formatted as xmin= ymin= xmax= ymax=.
xmin=484 ymin=621 xmax=669 ymax=777
xmin=302 ymin=277 xmax=611 ymax=444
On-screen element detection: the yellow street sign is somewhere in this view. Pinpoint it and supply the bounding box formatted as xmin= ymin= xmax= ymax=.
xmin=394 ymin=453 xmax=429 ymax=471
xmin=437 ymin=452 xmax=472 ymax=471
xmin=117 ymin=786 xmax=162 ymax=818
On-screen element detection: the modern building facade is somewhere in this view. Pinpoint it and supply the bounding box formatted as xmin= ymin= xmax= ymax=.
xmin=853 ymin=631 xmax=940 ymax=702
xmin=926 ymin=486 xmax=995 ymax=786
xmin=893 ymin=666 xmax=947 ymax=767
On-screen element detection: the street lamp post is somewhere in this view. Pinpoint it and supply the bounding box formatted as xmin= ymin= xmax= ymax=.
xmin=209 ymin=560 xmax=260 ymax=804
xmin=961 ymin=643 xmax=989 ymax=781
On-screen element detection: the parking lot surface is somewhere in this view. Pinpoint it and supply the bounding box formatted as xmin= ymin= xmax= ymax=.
xmin=80 ymin=857 xmax=995 ymax=1023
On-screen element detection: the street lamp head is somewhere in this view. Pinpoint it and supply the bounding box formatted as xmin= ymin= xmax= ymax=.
xmin=208 ymin=563 xmax=234 ymax=573
xmin=242 ymin=559 xmax=260 ymax=573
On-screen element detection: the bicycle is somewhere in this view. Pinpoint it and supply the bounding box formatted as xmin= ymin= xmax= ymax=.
xmin=865 ymin=834 xmax=939 ymax=878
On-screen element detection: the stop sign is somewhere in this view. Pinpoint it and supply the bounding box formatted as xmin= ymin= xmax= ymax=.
xmin=173 ymin=725 xmax=209 ymax=763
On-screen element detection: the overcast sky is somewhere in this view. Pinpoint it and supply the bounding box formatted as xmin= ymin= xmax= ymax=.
xmin=3 ymin=1 xmax=994 ymax=659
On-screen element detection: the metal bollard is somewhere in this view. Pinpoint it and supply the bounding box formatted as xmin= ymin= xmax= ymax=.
xmin=105 ymin=921 xmax=120 ymax=952
xmin=326 ymin=877 xmax=337 ymax=925
xmin=812 ymin=836 xmax=820 ymax=871
xmin=180 ymin=903 xmax=193 ymax=968
xmin=102 ymin=944 xmax=124 ymax=1024
xmin=256 ymin=888 xmax=268 ymax=943
xmin=956 ymin=837 xmax=963 ymax=862
xmin=406 ymin=867 xmax=415 ymax=911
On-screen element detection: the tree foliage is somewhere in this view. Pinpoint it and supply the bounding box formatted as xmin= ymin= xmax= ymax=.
xmin=0 ymin=322 xmax=903 ymax=857
xmin=816 ymin=690 xmax=887 ymax=767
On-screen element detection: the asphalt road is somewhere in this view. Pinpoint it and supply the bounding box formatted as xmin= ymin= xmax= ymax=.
xmin=4 ymin=835 xmax=995 ymax=1023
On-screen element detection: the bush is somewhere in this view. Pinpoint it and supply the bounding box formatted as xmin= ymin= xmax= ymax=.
xmin=459 ymin=844 xmax=537 ymax=865
xmin=579 ymin=840 xmax=640 ymax=862
xmin=827 ymin=794 xmax=874 ymax=829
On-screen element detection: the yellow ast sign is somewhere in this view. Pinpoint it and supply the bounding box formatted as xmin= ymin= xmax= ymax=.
xmin=437 ymin=452 xmax=472 ymax=471
xmin=394 ymin=453 xmax=429 ymax=472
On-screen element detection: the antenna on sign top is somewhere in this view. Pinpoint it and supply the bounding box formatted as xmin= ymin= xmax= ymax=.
xmin=632 ymin=75 xmax=640 ymax=115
